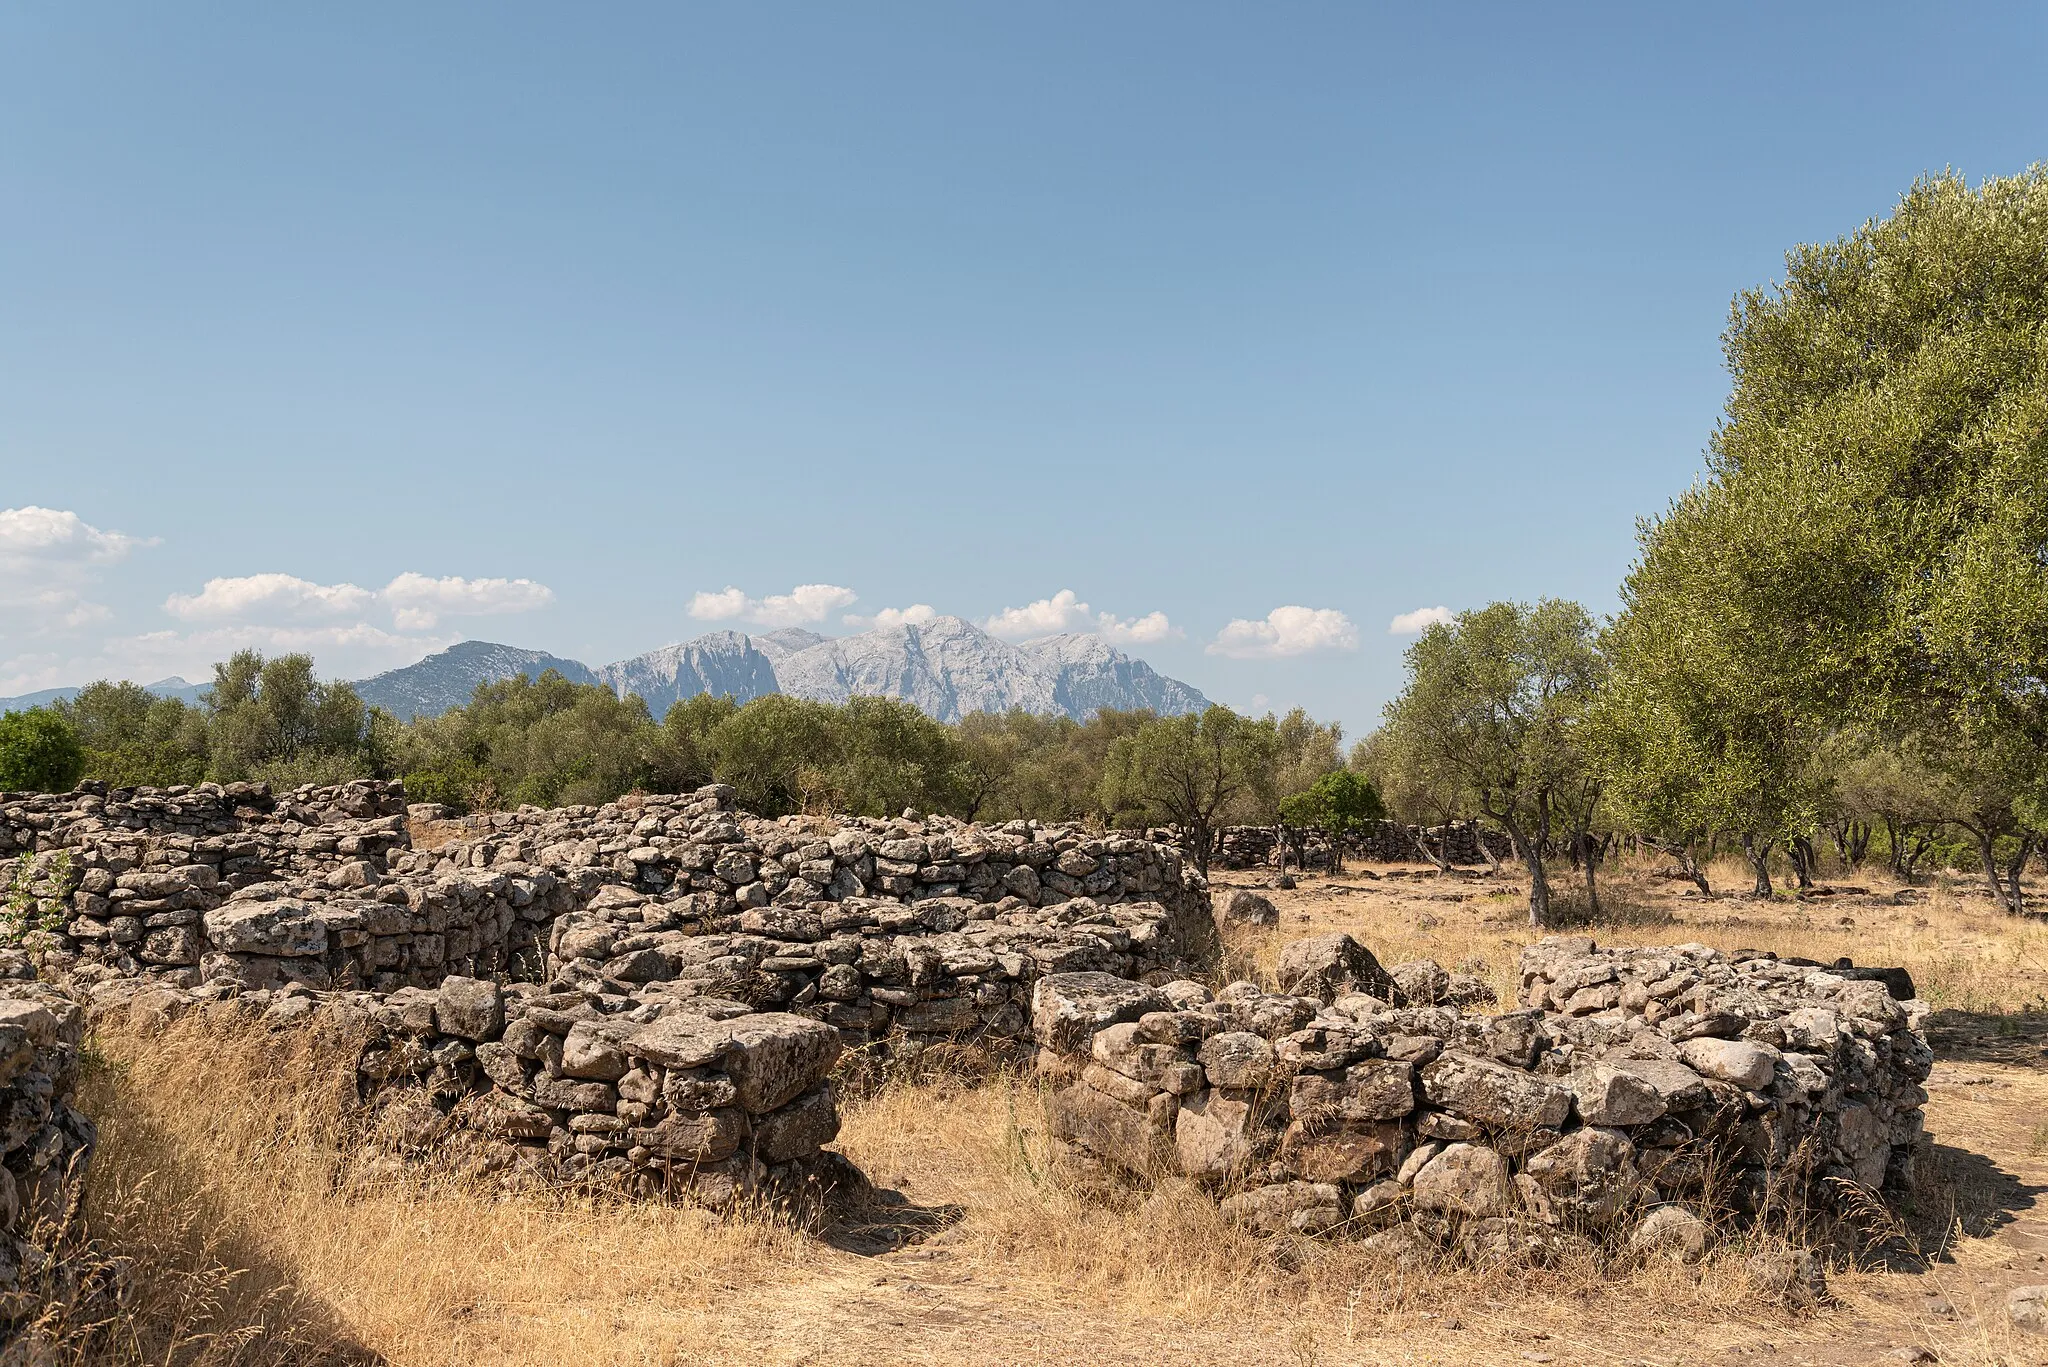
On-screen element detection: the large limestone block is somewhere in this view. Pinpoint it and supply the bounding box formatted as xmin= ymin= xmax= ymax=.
xmin=434 ymin=976 xmax=504 ymax=1042
xmin=1275 ymin=934 xmax=1394 ymax=1004
xmin=1291 ymin=1059 xmax=1417 ymax=1122
xmin=1420 ymin=1051 xmax=1572 ymax=1130
xmin=1410 ymin=1142 xmax=1510 ymax=1218
xmin=1174 ymin=1090 xmax=1260 ymax=1180
xmin=1517 ymin=1127 xmax=1642 ymax=1225
xmin=1568 ymin=1063 xmax=1667 ymax=1126
xmin=1050 ymin=1080 xmax=1173 ymax=1173
xmin=752 ymin=1081 xmax=840 ymax=1163
xmin=202 ymin=900 xmax=328 ymax=957
xmin=1030 ymin=973 xmax=1170 ymax=1057
xmin=1279 ymin=1118 xmax=1410 ymax=1183
xmin=628 ymin=1012 xmax=842 ymax=1113
xmin=1678 ymin=1038 xmax=1779 ymax=1091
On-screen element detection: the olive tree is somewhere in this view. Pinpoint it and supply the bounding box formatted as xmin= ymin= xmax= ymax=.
xmin=1613 ymin=170 xmax=2048 ymax=910
xmin=1099 ymin=705 xmax=1279 ymax=876
xmin=1381 ymin=600 xmax=1604 ymax=927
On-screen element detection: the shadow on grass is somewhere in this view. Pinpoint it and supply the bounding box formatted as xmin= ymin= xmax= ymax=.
xmin=821 ymin=1186 xmax=967 ymax=1256
xmin=1922 ymin=1007 xmax=2048 ymax=1066
xmin=61 ymin=1106 xmax=390 ymax=1365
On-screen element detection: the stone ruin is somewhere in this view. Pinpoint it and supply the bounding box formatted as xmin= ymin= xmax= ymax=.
xmin=0 ymin=777 xmax=1935 ymax=1310
xmin=0 ymin=777 xmax=1212 ymax=1235
xmin=1039 ymin=931 xmax=1931 ymax=1263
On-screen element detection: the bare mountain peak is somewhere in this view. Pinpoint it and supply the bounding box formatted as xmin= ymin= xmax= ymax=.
xmin=335 ymin=617 xmax=1207 ymax=723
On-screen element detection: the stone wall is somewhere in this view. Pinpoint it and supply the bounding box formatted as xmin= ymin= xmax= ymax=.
xmin=1038 ymin=933 xmax=1930 ymax=1260
xmin=0 ymin=957 xmax=95 ymax=1295
xmin=90 ymin=971 xmax=857 ymax=1218
xmin=4 ymin=780 xmax=1211 ymax=1001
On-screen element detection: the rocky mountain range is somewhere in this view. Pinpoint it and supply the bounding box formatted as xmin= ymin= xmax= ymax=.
xmin=351 ymin=616 xmax=1208 ymax=722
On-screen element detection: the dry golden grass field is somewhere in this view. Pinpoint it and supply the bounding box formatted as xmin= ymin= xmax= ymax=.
xmin=50 ymin=856 xmax=2048 ymax=1367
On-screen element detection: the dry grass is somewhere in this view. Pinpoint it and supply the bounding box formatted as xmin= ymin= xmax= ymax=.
xmin=29 ymin=859 xmax=2048 ymax=1365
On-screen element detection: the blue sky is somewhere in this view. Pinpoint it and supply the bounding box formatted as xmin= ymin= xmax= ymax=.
xmin=4 ymin=3 xmax=2045 ymax=734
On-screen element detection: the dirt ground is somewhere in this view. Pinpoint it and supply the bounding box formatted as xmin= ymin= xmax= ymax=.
xmin=72 ymin=858 xmax=2048 ymax=1367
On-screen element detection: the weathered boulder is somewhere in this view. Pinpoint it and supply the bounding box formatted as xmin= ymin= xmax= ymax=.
xmin=1568 ymin=1063 xmax=1667 ymax=1127
xmin=433 ymin=976 xmax=504 ymax=1042
xmin=1421 ymin=1051 xmax=1572 ymax=1130
xmin=1219 ymin=1180 xmax=1344 ymax=1235
xmin=1517 ymin=1127 xmax=1641 ymax=1225
xmin=1678 ymin=1037 xmax=1779 ymax=1091
xmin=1222 ymin=889 xmax=1279 ymax=926
xmin=1276 ymin=934 xmax=1394 ymax=1004
xmin=1032 ymin=973 xmax=1171 ymax=1057
xmin=1410 ymin=1142 xmax=1510 ymax=1218
xmin=202 ymin=900 xmax=328 ymax=957
xmin=1629 ymin=1203 xmax=1709 ymax=1262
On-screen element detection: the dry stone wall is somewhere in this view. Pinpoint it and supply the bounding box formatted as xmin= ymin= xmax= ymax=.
xmin=0 ymin=956 xmax=95 ymax=1297
xmin=3 ymin=781 xmax=1211 ymax=1004
xmin=0 ymin=778 xmax=1213 ymax=1242
xmin=90 ymin=971 xmax=859 ymax=1217
xmin=1039 ymin=933 xmax=1930 ymax=1261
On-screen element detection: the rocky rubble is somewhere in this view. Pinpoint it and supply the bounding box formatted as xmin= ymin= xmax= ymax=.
xmin=1041 ymin=933 xmax=1931 ymax=1263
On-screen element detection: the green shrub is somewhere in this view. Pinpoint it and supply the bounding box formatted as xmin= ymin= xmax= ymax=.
xmin=0 ymin=708 xmax=86 ymax=793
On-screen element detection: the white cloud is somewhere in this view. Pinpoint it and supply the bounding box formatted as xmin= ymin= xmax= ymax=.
xmin=164 ymin=571 xmax=555 ymax=631
xmin=984 ymin=589 xmax=1093 ymax=639
xmin=1389 ymin=605 xmax=1454 ymax=634
xmin=0 ymin=506 xmax=152 ymax=637
xmin=380 ymin=572 xmax=554 ymax=630
xmin=986 ymin=590 xmax=1180 ymax=646
xmin=846 ymin=603 xmax=938 ymax=630
xmin=166 ymin=573 xmax=377 ymax=621
xmin=1096 ymin=610 xmax=1178 ymax=645
xmin=1207 ymin=606 xmax=1360 ymax=659
xmin=688 ymin=583 xmax=858 ymax=628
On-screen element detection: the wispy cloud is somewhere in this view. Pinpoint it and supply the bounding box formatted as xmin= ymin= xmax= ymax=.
xmin=845 ymin=603 xmax=937 ymax=630
xmin=0 ymin=506 xmax=155 ymax=638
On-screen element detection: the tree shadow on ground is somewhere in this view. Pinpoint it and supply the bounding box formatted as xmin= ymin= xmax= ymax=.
xmin=1923 ymin=1007 xmax=2048 ymax=1066
xmin=821 ymin=1186 xmax=967 ymax=1256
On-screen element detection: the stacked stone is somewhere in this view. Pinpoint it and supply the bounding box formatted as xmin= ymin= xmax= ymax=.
xmin=9 ymin=781 xmax=1211 ymax=1014
xmin=546 ymin=887 xmax=1200 ymax=1050
xmin=0 ymin=957 xmax=96 ymax=1294
xmin=2 ymin=779 xmax=424 ymax=984
xmin=418 ymin=788 xmax=1210 ymax=941
xmin=92 ymin=970 xmax=855 ymax=1216
xmin=1039 ymin=933 xmax=1929 ymax=1261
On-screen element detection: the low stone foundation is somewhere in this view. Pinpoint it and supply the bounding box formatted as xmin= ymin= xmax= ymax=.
xmin=1039 ymin=934 xmax=1930 ymax=1261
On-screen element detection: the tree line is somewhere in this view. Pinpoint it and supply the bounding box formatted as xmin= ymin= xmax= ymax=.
xmin=0 ymin=651 xmax=1358 ymax=877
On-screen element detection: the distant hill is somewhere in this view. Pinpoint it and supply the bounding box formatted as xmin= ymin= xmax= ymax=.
xmin=352 ymin=642 xmax=598 ymax=721
xmin=0 ymin=677 xmax=207 ymax=714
